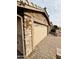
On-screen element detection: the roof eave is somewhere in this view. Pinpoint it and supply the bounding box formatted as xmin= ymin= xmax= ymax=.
xmin=17 ymin=1 xmax=51 ymax=26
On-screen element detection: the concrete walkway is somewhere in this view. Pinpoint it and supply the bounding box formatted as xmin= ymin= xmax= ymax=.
xmin=27 ymin=34 xmax=61 ymax=59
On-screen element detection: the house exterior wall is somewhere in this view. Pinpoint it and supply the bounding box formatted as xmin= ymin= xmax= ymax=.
xmin=24 ymin=15 xmax=33 ymax=56
xmin=17 ymin=5 xmax=50 ymax=58
xmin=24 ymin=11 xmax=48 ymax=26
xmin=24 ymin=11 xmax=50 ymax=56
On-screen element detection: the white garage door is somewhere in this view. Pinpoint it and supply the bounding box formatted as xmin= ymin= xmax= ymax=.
xmin=33 ymin=23 xmax=47 ymax=48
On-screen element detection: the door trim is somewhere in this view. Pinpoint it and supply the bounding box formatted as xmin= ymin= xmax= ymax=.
xmin=17 ymin=14 xmax=25 ymax=57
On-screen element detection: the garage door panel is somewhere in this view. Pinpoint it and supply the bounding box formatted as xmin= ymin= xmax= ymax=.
xmin=33 ymin=23 xmax=47 ymax=48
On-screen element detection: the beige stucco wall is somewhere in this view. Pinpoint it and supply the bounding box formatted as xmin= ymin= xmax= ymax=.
xmin=24 ymin=15 xmax=33 ymax=56
xmin=17 ymin=2 xmax=50 ymax=58
xmin=24 ymin=11 xmax=49 ymax=49
xmin=23 ymin=11 xmax=50 ymax=57
xmin=24 ymin=11 xmax=48 ymax=26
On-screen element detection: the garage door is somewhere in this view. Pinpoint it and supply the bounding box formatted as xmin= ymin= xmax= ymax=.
xmin=33 ymin=23 xmax=47 ymax=48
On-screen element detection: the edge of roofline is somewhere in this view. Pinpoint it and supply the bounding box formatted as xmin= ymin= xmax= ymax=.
xmin=17 ymin=1 xmax=51 ymax=25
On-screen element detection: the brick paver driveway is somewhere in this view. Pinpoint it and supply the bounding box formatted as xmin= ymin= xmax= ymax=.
xmin=27 ymin=34 xmax=61 ymax=59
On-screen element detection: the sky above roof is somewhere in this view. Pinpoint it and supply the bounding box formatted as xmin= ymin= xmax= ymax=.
xmin=28 ymin=0 xmax=61 ymax=26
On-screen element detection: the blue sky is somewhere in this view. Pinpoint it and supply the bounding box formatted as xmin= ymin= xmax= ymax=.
xmin=29 ymin=0 xmax=61 ymax=26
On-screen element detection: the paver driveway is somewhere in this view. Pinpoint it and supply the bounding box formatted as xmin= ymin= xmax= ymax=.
xmin=27 ymin=34 xmax=61 ymax=59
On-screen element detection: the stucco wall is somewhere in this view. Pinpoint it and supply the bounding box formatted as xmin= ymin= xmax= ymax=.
xmin=23 ymin=11 xmax=50 ymax=56
xmin=24 ymin=11 xmax=48 ymax=26
xmin=24 ymin=15 xmax=33 ymax=56
xmin=24 ymin=11 xmax=49 ymax=50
